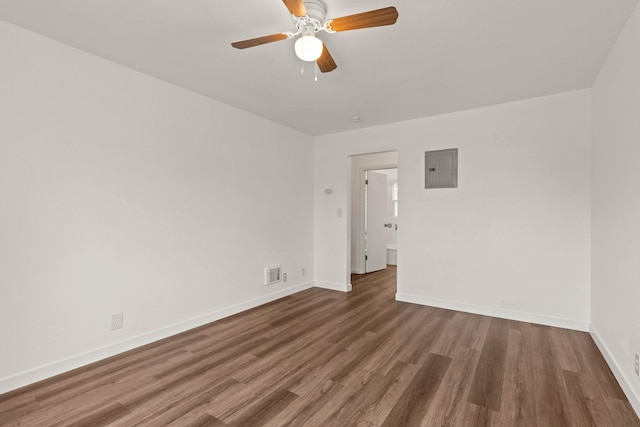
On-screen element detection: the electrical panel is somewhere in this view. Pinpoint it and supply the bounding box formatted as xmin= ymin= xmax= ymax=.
xmin=425 ymin=148 xmax=458 ymax=189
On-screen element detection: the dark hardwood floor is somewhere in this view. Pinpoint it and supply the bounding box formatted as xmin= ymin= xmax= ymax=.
xmin=1 ymin=266 xmax=638 ymax=426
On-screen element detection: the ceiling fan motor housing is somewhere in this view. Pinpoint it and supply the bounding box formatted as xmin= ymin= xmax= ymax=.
xmin=292 ymin=0 xmax=327 ymax=32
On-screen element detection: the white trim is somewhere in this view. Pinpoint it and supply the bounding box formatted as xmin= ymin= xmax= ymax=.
xmin=395 ymin=293 xmax=589 ymax=332
xmin=0 ymin=281 xmax=314 ymax=395
xmin=590 ymin=326 xmax=640 ymax=418
xmin=315 ymin=281 xmax=352 ymax=292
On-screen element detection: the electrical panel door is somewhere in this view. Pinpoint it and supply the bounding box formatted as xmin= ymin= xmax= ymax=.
xmin=425 ymin=149 xmax=458 ymax=188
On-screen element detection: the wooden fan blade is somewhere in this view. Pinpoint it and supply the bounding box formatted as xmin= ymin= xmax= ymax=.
xmin=282 ymin=0 xmax=307 ymax=17
xmin=317 ymin=44 xmax=337 ymax=73
xmin=231 ymin=33 xmax=288 ymax=49
xmin=328 ymin=7 xmax=398 ymax=32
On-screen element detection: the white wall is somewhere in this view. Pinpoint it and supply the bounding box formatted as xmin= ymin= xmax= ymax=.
xmin=315 ymin=90 xmax=592 ymax=330
xmin=348 ymin=153 xmax=397 ymax=275
xmin=591 ymin=2 xmax=640 ymax=414
xmin=0 ymin=20 xmax=314 ymax=393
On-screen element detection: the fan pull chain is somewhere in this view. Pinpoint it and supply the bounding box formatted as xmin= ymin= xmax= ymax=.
xmin=301 ymin=60 xmax=304 ymax=74
xmin=315 ymin=63 xmax=318 ymax=82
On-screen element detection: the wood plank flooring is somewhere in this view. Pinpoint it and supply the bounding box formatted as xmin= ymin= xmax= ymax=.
xmin=1 ymin=266 xmax=639 ymax=426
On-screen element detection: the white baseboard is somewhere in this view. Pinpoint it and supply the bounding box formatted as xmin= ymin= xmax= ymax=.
xmin=590 ymin=326 xmax=640 ymax=418
xmin=395 ymin=293 xmax=589 ymax=332
xmin=0 ymin=281 xmax=315 ymax=395
xmin=315 ymin=281 xmax=353 ymax=292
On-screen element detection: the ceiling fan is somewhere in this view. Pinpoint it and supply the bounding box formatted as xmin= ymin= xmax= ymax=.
xmin=231 ymin=0 xmax=399 ymax=73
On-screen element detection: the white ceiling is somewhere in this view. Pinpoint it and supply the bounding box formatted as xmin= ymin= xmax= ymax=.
xmin=0 ymin=0 xmax=637 ymax=135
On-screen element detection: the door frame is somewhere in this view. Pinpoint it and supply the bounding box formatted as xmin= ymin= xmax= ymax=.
xmin=348 ymin=153 xmax=398 ymax=276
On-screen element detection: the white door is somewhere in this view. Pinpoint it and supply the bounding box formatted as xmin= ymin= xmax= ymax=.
xmin=365 ymin=171 xmax=388 ymax=273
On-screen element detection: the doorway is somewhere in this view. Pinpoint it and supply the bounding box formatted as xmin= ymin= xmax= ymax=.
xmin=348 ymin=151 xmax=398 ymax=285
xmin=365 ymin=168 xmax=397 ymax=273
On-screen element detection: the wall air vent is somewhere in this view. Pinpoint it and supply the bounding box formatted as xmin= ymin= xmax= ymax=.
xmin=265 ymin=265 xmax=282 ymax=285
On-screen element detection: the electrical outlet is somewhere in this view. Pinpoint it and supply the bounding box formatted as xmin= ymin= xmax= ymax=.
xmin=283 ymin=273 xmax=288 ymax=282
xmin=302 ymin=268 xmax=306 ymax=277
xmin=635 ymin=353 xmax=639 ymax=376
xmin=111 ymin=312 xmax=124 ymax=331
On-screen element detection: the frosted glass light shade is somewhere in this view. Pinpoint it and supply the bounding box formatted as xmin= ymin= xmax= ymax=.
xmin=294 ymin=34 xmax=323 ymax=62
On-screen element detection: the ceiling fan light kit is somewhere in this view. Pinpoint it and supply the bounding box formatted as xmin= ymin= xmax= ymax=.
xmin=231 ymin=0 xmax=398 ymax=75
xmin=295 ymin=33 xmax=323 ymax=61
